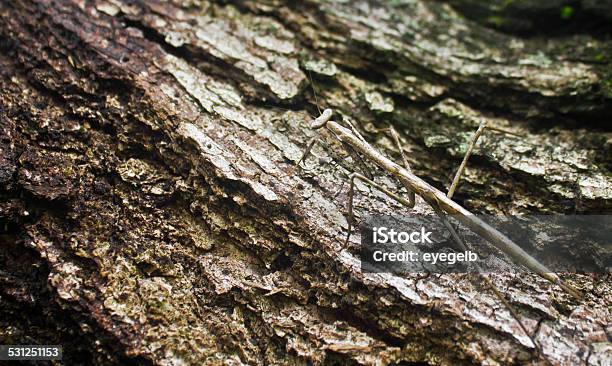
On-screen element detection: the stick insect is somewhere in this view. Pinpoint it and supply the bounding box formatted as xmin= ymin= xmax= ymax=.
xmin=298 ymin=105 xmax=582 ymax=300
xmin=296 ymin=90 xmax=578 ymax=362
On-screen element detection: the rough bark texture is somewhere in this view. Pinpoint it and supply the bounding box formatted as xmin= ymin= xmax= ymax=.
xmin=0 ymin=1 xmax=611 ymax=365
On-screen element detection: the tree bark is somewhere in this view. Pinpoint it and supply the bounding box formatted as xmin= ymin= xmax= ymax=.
xmin=0 ymin=1 xmax=610 ymax=365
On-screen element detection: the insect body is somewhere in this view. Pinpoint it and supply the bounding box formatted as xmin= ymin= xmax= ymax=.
xmin=300 ymin=108 xmax=582 ymax=300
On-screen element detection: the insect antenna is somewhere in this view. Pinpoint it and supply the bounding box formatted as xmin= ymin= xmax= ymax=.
xmin=308 ymin=69 xmax=323 ymax=115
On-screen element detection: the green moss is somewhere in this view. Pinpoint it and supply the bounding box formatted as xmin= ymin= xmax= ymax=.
xmin=388 ymin=0 xmax=416 ymax=7
xmin=486 ymin=16 xmax=506 ymax=27
xmin=560 ymin=6 xmax=574 ymax=20
xmin=424 ymin=135 xmax=451 ymax=148
xmin=594 ymin=53 xmax=606 ymax=63
xmin=601 ymin=67 xmax=612 ymax=99
xmin=602 ymin=78 xmax=612 ymax=99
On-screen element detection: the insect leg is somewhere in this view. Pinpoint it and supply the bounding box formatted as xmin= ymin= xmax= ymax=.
xmin=341 ymin=142 xmax=375 ymax=180
xmin=344 ymin=173 xmax=356 ymax=247
xmin=297 ymin=137 xmax=319 ymax=170
xmin=344 ymin=118 xmax=369 ymax=145
xmin=375 ymin=126 xmax=411 ymax=171
xmin=375 ymin=126 xmax=417 ymax=207
xmin=447 ymin=121 xmax=488 ymax=199
xmin=447 ymin=123 xmax=526 ymax=199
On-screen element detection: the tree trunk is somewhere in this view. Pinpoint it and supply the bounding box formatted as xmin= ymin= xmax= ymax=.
xmin=0 ymin=1 xmax=610 ymax=365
